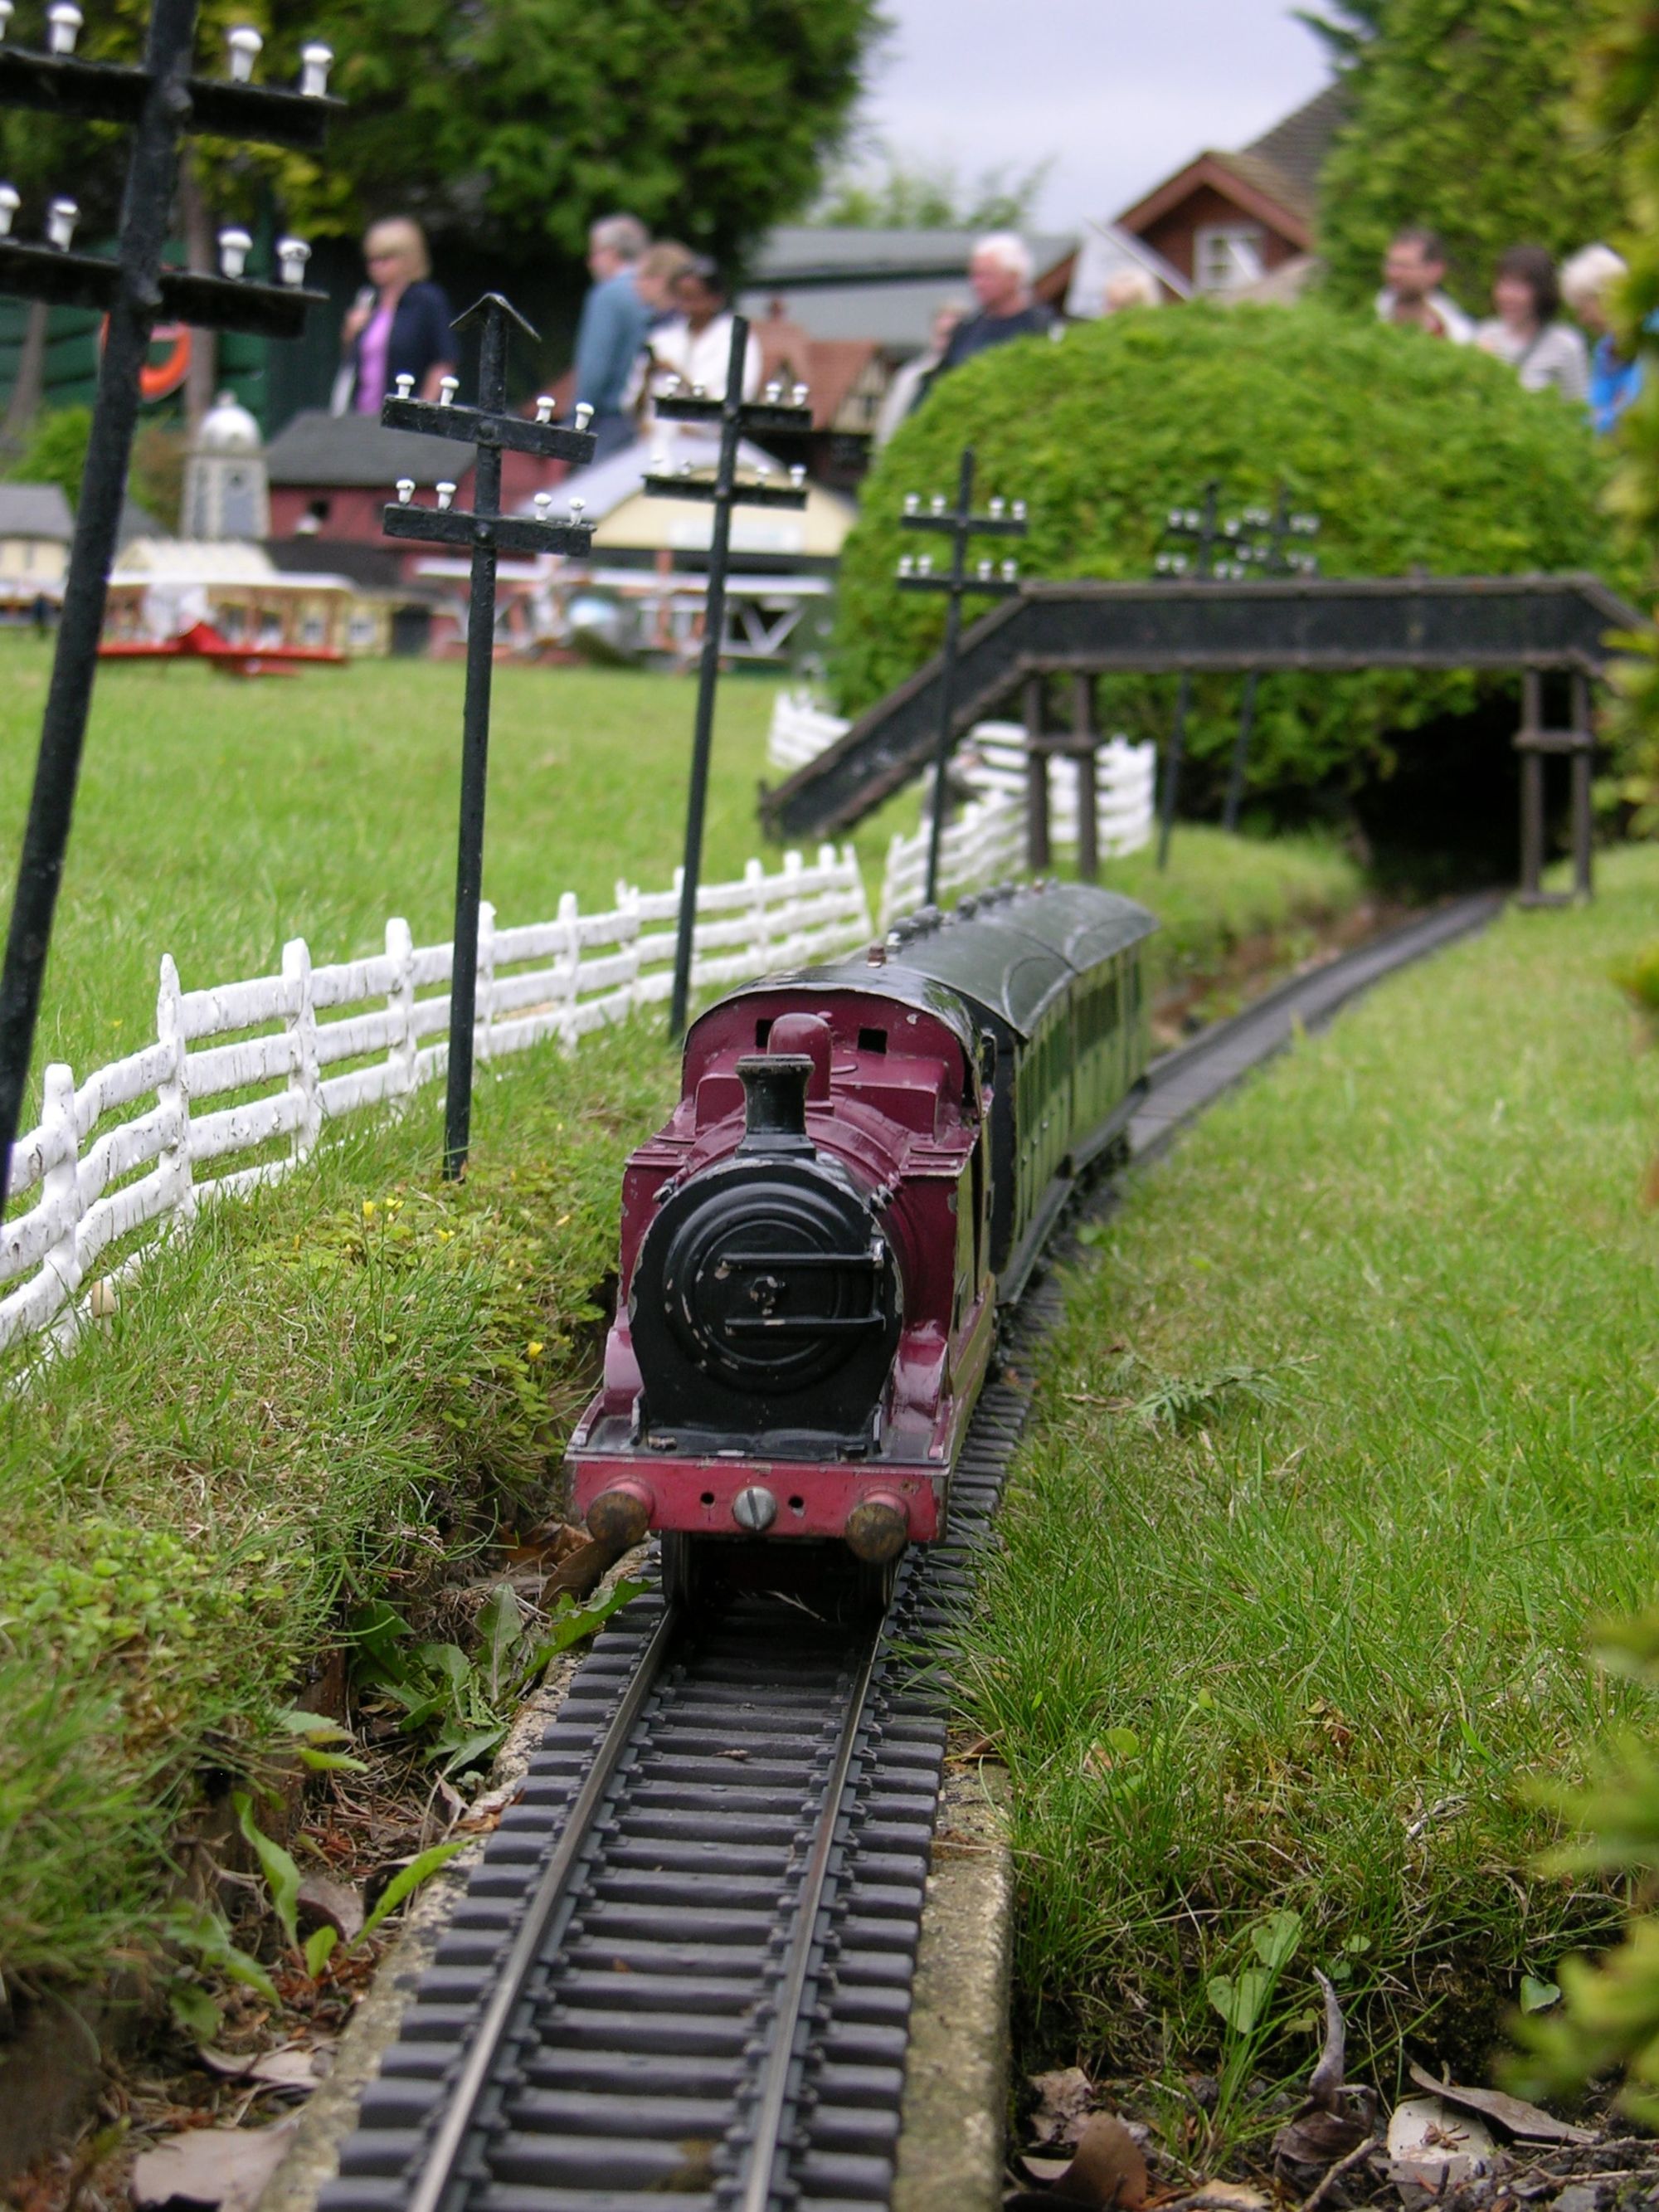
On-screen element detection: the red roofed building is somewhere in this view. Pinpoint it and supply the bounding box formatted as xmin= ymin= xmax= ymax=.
xmin=1112 ymin=84 xmax=1344 ymax=296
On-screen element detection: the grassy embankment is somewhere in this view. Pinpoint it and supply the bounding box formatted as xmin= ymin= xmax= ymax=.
xmin=0 ymin=642 xmax=1365 ymax=2000
xmin=960 ymin=843 xmax=1659 ymax=2136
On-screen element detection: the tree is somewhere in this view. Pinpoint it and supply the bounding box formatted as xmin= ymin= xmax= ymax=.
xmin=1313 ymin=0 xmax=1624 ymax=313
xmin=810 ymin=149 xmax=1050 ymax=231
xmin=251 ymin=0 xmax=882 ymax=266
xmin=0 ymin=1 xmax=880 ymax=262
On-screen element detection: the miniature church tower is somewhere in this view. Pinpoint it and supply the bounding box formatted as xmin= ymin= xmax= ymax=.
xmin=181 ymin=392 xmax=270 ymax=540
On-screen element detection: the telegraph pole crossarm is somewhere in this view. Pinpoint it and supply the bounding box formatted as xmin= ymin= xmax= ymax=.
xmin=891 ymin=448 xmax=1029 ymax=905
xmin=379 ymin=291 xmax=597 ymax=1177
xmin=0 ymin=2 xmax=339 ymax=1205
xmin=643 ymin=314 xmax=811 ymax=1040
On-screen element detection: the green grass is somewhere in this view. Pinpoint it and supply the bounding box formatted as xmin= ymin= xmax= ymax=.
xmin=0 ymin=1021 xmax=677 ymax=1989
xmin=0 ymin=644 xmax=1370 ymax=2000
xmin=960 ymin=844 xmax=1659 ymax=2127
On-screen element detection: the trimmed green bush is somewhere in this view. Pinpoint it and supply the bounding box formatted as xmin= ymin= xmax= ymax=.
xmin=834 ymin=305 xmax=1628 ymax=802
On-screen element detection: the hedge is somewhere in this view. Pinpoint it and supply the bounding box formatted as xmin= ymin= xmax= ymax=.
xmin=834 ymin=305 xmax=1629 ymax=803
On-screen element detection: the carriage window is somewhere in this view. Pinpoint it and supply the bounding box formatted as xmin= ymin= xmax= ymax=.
xmin=858 ymin=1026 xmax=887 ymax=1054
xmin=755 ymin=1017 xmax=773 ymax=1047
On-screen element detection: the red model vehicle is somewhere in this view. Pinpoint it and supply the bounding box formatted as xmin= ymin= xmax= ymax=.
xmin=569 ymin=880 xmax=1156 ymax=1609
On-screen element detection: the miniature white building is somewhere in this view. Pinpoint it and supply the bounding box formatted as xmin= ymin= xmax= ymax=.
xmin=181 ymin=390 xmax=270 ymax=541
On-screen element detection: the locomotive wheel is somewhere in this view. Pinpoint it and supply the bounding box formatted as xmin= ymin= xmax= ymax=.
xmin=659 ymin=1531 xmax=717 ymax=1615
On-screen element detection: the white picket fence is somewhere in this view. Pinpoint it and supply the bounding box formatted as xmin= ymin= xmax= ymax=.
xmin=768 ymin=693 xmax=1155 ymax=861
xmin=0 ymin=846 xmax=872 ymax=1357
xmin=958 ymin=721 xmax=1156 ymax=855
xmin=767 ymin=690 xmax=855 ymax=774
xmin=880 ymin=794 xmax=1026 ymax=928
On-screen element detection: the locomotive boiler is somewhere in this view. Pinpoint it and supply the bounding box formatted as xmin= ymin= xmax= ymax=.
xmin=568 ymin=879 xmax=1158 ymax=1608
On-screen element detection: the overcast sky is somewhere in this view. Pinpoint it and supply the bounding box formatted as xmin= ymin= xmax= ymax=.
xmin=850 ymin=0 xmax=1335 ymax=233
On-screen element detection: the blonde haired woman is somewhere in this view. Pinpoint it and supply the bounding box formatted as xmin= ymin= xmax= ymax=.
xmin=337 ymin=217 xmax=455 ymax=414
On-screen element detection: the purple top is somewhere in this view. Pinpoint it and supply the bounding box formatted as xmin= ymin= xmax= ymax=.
xmin=355 ymin=303 xmax=395 ymax=414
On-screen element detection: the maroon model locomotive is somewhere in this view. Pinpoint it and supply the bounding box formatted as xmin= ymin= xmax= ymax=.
xmin=569 ymin=879 xmax=1157 ymax=1607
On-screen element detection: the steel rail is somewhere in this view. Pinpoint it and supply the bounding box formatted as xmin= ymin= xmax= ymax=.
xmin=734 ymin=1620 xmax=885 ymax=2212
xmin=405 ymin=1601 xmax=681 ymax=2212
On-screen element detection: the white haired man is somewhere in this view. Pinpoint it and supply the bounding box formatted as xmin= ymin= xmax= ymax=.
xmin=1563 ymin=243 xmax=1642 ymax=436
xmin=920 ymin=231 xmax=1054 ymax=402
xmin=573 ymin=212 xmax=653 ymax=461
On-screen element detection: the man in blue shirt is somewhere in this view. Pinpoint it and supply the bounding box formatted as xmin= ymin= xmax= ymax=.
xmin=573 ymin=214 xmax=653 ymax=463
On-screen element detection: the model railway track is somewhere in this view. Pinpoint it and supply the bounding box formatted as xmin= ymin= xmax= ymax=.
xmin=319 ymin=890 xmax=1501 ymax=2212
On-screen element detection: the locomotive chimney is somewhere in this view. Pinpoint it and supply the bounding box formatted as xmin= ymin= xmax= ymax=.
xmin=735 ymin=1054 xmax=815 ymax=1154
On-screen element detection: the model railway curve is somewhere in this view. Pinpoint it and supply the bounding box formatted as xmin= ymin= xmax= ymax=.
xmin=316 ymin=890 xmax=1501 ymax=2212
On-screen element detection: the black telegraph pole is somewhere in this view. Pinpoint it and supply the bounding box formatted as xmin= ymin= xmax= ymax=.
xmin=0 ymin=2 xmax=338 ymax=1201
xmin=644 ymin=316 xmax=811 ymax=1039
xmin=1152 ymin=480 xmax=1225 ymax=871
xmin=381 ymin=294 xmax=596 ymax=1177
xmin=893 ymin=449 xmax=1027 ymax=904
xmin=1221 ymin=491 xmax=1321 ymax=832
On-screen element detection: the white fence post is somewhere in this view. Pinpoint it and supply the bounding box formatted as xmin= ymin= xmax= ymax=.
xmin=156 ymin=953 xmax=194 ymax=1221
xmin=40 ymin=1061 xmax=83 ymax=1308
xmin=557 ymin=889 xmax=583 ymax=1046
xmin=384 ymin=918 xmax=416 ymax=1107
xmin=282 ymin=936 xmax=320 ymax=1159
xmin=475 ymin=899 xmax=497 ymax=1065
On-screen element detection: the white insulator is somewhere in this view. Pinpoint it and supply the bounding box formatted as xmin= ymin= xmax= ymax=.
xmin=533 ymin=492 xmax=552 ymax=520
xmin=573 ymin=402 xmax=593 ymax=431
xmin=989 ymin=496 xmax=1005 ymax=519
xmin=1012 ymin=499 xmax=1027 ymax=521
xmin=534 ymin=394 xmax=554 ymax=424
xmin=217 ymin=227 xmax=252 ymax=280
xmin=0 ymin=5 xmax=14 ymax=41
xmin=898 ymin=555 xmax=914 ymax=577
xmin=395 ymin=479 xmax=415 ymax=504
xmin=299 ymin=42 xmax=333 ymax=97
xmin=0 ymin=184 xmax=20 ymax=237
xmin=275 ymin=236 xmax=311 ymax=286
xmin=438 ymin=375 xmax=459 ymax=407
xmin=569 ymin=496 xmax=586 ymax=521
xmin=791 ymin=382 xmax=808 ymax=406
xmin=976 ymin=558 xmax=993 ymax=580
xmin=930 ymin=495 xmax=946 ymax=515
xmin=436 ymin=481 xmax=456 ymax=511
xmin=1001 ymin=558 xmax=1018 ymax=582
xmin=46 ymin=4 xmax=81 ymax=56
xmin=903 ymin=494 xmax=919 ymax=515
xmin=393 ymin=372 xmax=415 ymax=401
xmin=691 ymin=382 xmax=707 ymax=399
xmin=788 ymin=463 xmax=805 ymax=490
xmin=663 ymin=374 xmax=682 ymax=396
xmin=918 ymin=554 xmax=934 ymax=576
xmin=764 ymin=379 xmax=782 ymax=402
xmin=649 ymin=449 xmax=668 ymax=472
xmin=226 ymin=26 xmax=262 ymax=81
xmin=45 ymin=197 xmax=77 ymax=251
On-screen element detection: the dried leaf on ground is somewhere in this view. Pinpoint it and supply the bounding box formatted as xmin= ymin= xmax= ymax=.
xmin=1185 ymin=2186 xmax=1268 ymax=2211
xmin=130 ymin=2115 xmax=302 ymax=2211
xmin=1274 ymin=1973 xmax=1379 ymax=2174
xmin=296 ymin=1873 xmax=363 ymax=1943
xmin=542 ymin=1532 xmax=628 ymax=1601
xmin=1050 ymin=2112 xmax=1150 ymax=2207
xmin=1405 ymin=2063 xmax=1596 ymax=2145
xmin=251 ymin=2043 xmax=331 ymax=2088
xmin=1029 ymin=2066 xmax=1097 ymax=2147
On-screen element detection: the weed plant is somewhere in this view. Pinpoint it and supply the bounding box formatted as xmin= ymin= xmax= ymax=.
xmin=959 ymin=845 xmax=1659 ymax=2128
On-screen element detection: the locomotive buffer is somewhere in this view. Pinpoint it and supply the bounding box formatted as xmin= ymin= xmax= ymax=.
xmin=381 ymin=293 xmax=596 ymax=1177
xmin=894 ymin=448 xmax=1027 ymax=906
xmin=643 ymin=318 xmax=812 ymax=1040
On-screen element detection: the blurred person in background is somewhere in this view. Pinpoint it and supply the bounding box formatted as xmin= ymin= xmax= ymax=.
xmin=929 ymin=233 xmax=1053 ymax=384
xmin=1376 ymin=227 xmax=1473 ymax=341
xmin=1103 ymin=266 xmax=1160 ymax=312
xmin=1477 ymin=245 xmax=1588 ymax=403
xmin=573 ymin=213 xmax=654 ymax=461
xmin=336 ymin=217 xmax=455 ymax=413
xmin=874 ymin=300 xmax=964 ymax=446
xmin=1563 ymin=242 xmax=1642 ymax=435
xmin=646 ymin=259 xmax=762 ymax=409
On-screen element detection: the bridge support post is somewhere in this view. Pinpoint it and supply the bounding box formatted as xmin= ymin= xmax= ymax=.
xmin=1515 ymin=669 xmax=1595 ymax=907
xmin=1072 ymin=675 xmax=1098 ymax=883
xmin=1024 ymin=675 xmax=1050 ymax=873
